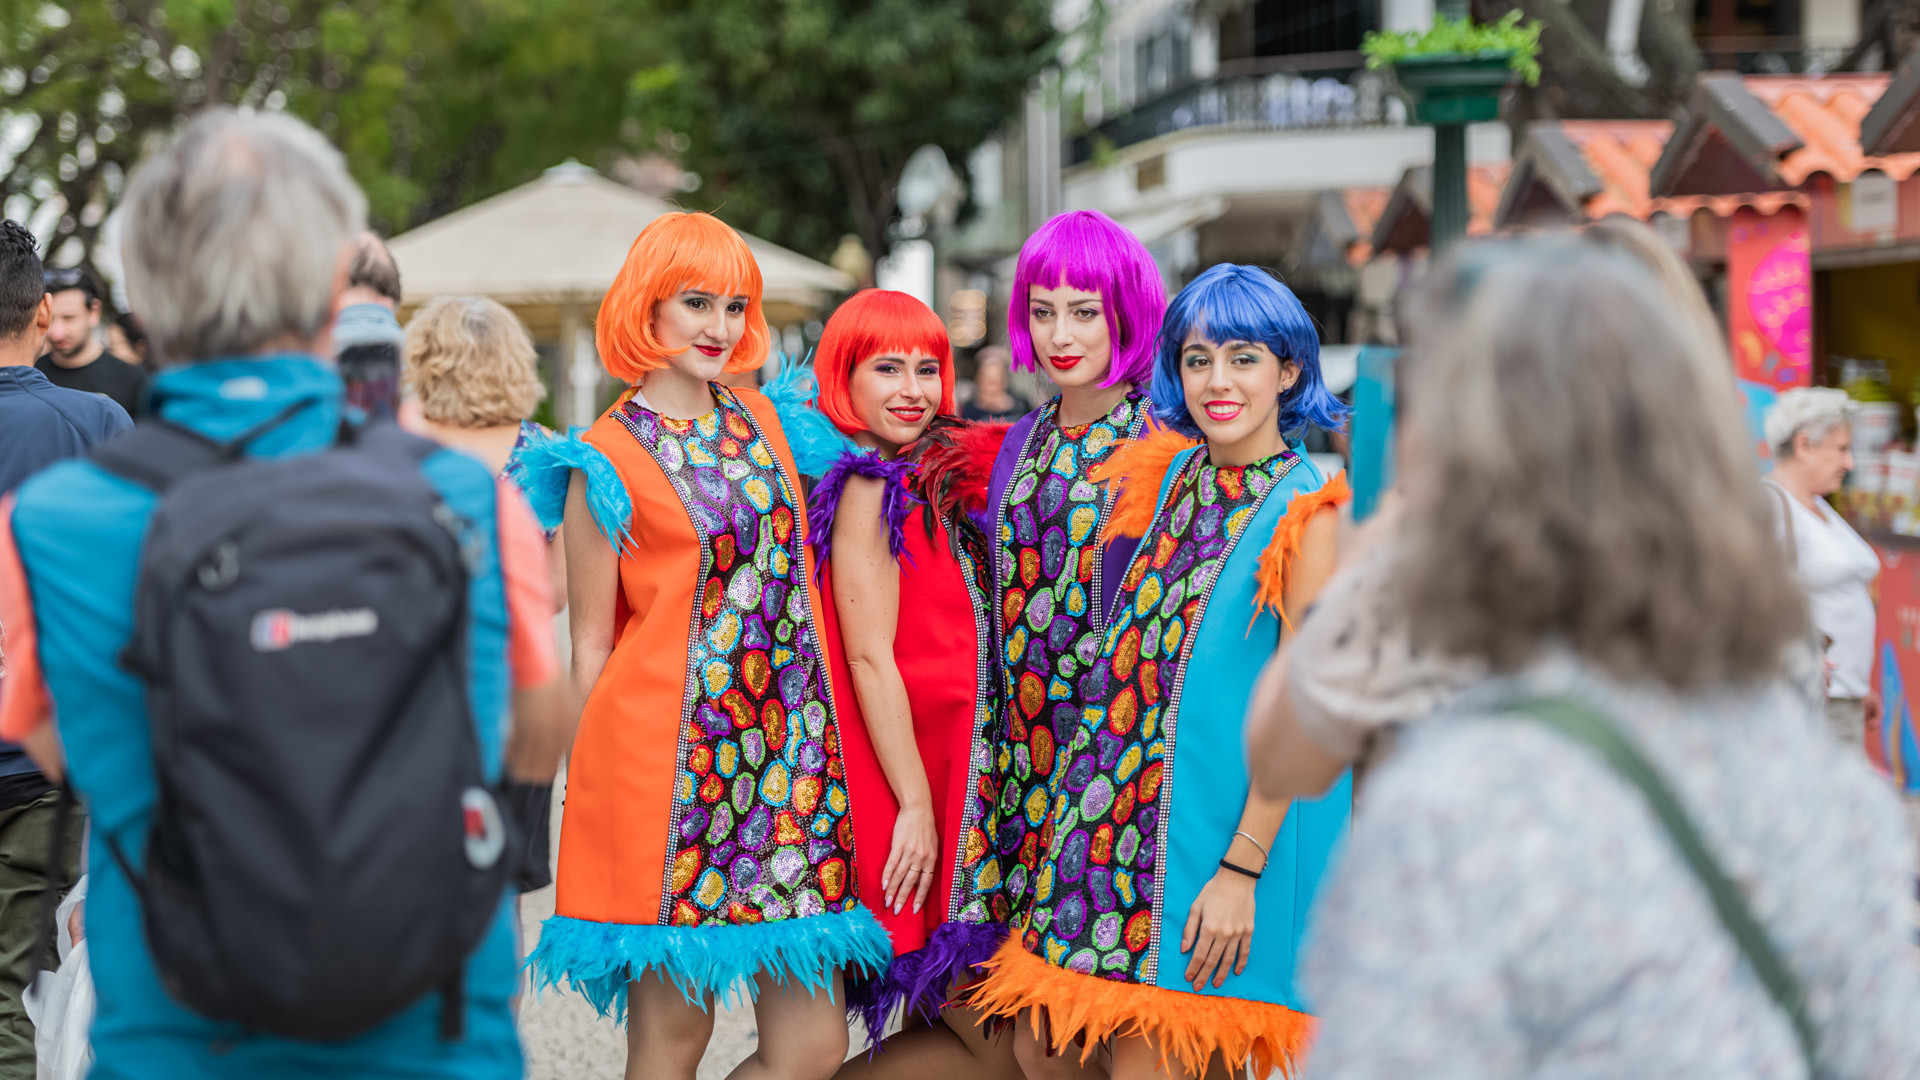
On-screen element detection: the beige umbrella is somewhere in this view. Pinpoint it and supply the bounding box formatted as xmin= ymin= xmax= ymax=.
xmin=388 ymin=160 xmax=853 ymax=424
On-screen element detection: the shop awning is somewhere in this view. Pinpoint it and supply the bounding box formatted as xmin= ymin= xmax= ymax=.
xmin=1861 ymin=47 xmax=1920 ymax=156
xmin=388 ymin=161 xmax=854 ymax=313
xmin=1652 ymin=75 xmax=1920 ymax=197
xmin=1370 ymin=162 xmax=1510 ymax=255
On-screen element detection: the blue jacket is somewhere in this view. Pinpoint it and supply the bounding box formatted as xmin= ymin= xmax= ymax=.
xmin=6 ymin=356 xmax=522 ymax=1079
xmin=0 ymin=365 xmax=130 ymax=781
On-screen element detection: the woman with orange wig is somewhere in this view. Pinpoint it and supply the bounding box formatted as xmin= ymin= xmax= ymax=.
xmin=512 ymin=212 xmax=889 ymax=1080
xmin=779 ymin=290 xmax=1019 ymax=1079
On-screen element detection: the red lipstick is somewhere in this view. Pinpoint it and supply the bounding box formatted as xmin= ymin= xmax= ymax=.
xmin=693 ymin=345 xmax=724 ymax=358
xmin=1048 ymin=354 xmax=1082 ymax=371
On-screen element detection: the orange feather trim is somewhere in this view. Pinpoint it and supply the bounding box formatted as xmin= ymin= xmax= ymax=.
xmin=961 ymin=938 xmax=1315 ymax=1077
xmin=1089 ymin=428 xmax=1202 ymax=542
xmin=1250 ymin=470 xmax=1351 ymax=632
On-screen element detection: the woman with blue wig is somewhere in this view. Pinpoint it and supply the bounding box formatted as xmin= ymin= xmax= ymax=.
xmin=965 ymin=264 xmax=1352 ymax=1080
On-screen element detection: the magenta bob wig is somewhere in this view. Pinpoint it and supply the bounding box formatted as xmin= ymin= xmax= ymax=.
xmin=1007 ymin=210 xmax=1168 ymax=388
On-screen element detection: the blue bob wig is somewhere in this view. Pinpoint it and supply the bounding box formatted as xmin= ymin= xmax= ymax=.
xmin=1150 ymin=263 xmax=1351 ymax=440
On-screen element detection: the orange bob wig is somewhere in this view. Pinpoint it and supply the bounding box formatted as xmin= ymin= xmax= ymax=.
xmin=814 ymin=289 xmax=955 ymax=434
xmin=595 ymin=211 xmax=771 ymax=381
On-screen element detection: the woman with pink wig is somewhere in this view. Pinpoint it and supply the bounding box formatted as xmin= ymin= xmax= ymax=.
xmin=981 ymin=210 xmax=1167 ymax=980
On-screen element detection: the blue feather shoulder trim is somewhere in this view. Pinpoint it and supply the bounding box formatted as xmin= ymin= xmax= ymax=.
xmin=526 ymin=905 xmax=892 ymax=1020
xmin=507 ymin=427 xmax=635 ymax=554
xmin=763 ymin=355 xmax=861 ymax=478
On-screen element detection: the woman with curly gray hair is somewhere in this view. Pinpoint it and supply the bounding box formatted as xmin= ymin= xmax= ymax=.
xmin=1284 ymin=236 xmax=1920 ymax=1078
xmin=1763 ymin=387 xmax=1880 ymax=744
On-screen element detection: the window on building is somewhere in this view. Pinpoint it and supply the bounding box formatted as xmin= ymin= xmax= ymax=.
xmin=1251 ymin=0 xmax=1376 ymax=57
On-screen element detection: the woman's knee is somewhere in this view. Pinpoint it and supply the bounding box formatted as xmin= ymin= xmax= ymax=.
xmin=626 ymin=980 xmax=715 ymax=1067
xmin=756 ymin=1014 xmax=848 ymax=1079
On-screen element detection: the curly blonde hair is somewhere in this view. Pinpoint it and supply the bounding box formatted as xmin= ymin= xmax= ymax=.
xmin=403 ymin=296 xmax=546 ymax=427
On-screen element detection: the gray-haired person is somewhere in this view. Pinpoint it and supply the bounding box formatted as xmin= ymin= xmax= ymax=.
xmin=1273 ymin=235 xmax=1920 ymax=1077
xmin=1762 ymin=388 xmax=1878 ymax=737
xmin=0 ymin=108 xmax=573 ymax=1079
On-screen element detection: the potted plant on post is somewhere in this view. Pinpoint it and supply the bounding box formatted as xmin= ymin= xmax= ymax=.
xmin=1362 ymin=11 xmax=1542 ymax=126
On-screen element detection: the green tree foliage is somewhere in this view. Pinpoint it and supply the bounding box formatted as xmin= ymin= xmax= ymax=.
xmin=0 ymin=0 xmax=656 ymax=273
xmin=627 ymin=0 xmax=1057 ymax=264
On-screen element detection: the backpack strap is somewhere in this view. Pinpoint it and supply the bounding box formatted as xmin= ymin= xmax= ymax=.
xmin=92 ymin=397 xmax=324 ymax=493
xmin=1509 ymin=697 xmax=1819 ymax=1074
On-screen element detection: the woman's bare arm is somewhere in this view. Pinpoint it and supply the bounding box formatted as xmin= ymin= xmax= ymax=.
xmin=564 ymin=473 xmax=618 ymax=706
xmin=830 ymin=475 xmax=938 ymax=914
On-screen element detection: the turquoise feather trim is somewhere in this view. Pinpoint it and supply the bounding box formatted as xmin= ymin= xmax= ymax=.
xmin=526 ymin=906 xmax=893 ymax=1020
xmin=763 ymin=353 xmax=860 ymax=478
xmin=508 ymin=426 xmax=635 ymax=554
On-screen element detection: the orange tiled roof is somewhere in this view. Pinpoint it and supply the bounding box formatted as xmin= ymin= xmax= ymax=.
xmin=1741 ymin=74 xmax=1920 ymax=185
xmin=1557 ymin=120 xmax=1674 ymax=219
xmin=1468 ymin=161 xmax=1511 ymax=234
xmin=1556 ymin=120 xmax=1809 ymax=219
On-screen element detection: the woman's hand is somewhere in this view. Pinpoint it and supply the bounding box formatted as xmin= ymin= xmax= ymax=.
xmin=1181 ymin=871 xmax=1256 ymax=991
xmin=882 ymin=802 xmax=939 ymax=915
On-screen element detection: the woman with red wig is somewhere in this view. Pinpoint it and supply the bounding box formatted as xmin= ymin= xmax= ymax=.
xmin=511 ymin=212 xmax=888 ymax=1080
xmin=786 ymin=290 xmax=1018 ymax=1079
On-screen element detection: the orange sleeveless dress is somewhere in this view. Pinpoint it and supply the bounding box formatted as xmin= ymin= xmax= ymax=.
xmin=517 ymin=384 xmax=889 ymax=1017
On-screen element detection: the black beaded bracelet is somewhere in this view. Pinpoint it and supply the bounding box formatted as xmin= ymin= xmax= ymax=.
xmin=1218 ymin=857 xmax=1262 ymax=880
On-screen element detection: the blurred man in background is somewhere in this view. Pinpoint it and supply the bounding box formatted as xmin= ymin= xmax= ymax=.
xmin=960 ymin=344 xmax=1030 ymax=422
xmin=333 ymin=231 xmax=405 ymax=419
xmin=0 ymin=219 xmax=126 ymax=1080
xmin=35 ymin=267 xmax=146 ymax=418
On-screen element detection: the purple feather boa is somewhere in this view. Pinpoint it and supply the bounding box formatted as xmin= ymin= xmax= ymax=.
xmin=807 ymin=448 xmax=922 ymax=578
xmin=846 ymin=919 xmax=1008 ymax=1049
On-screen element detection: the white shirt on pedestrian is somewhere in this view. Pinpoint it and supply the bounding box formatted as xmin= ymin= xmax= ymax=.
xmin=1773 ymin=485 xmax=1879 ymax=698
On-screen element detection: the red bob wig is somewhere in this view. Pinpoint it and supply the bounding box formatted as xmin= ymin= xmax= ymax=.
xmin=595 ymin=211 xmax=770 ymax=381
xmin=814 ymin=289 xmax=955 ymax=434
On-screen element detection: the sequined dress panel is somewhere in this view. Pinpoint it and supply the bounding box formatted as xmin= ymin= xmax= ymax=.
xmin=992 ymin=391 xmax=1148 ymax=923
xmin=1022 ymin=449 xmax=1294 ymax=979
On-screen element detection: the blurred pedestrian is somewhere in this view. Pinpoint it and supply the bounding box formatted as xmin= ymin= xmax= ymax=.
xmin=960 ymin=345 xmax=1028 ymax=422
xmin=514 ymin=211 xmax=889 ymax=1080
xmin=106 ymin=312 xmax=148 ymax=369
xmin=1280 ymin=235 xmax=1920 ymax=1078
xmin=334 ymin=231 xmax=405 ymax=419
xmin=401 ymin=294 xmax=567 ymax=896
xmin=967 ymin=264 xmax=1350 ymax=1080
xmin=35 ymin=267 xmax=147 ymax=417
xmin=0 ymin=218 xmax=125 ymax=1080
xmin=0 ymin=108 xmax=574 ymax=1079
xmin=1763 ymin=389 xmax=1879 ymax=738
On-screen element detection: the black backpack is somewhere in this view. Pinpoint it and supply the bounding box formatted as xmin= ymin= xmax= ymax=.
xmin=91 ymin=402 xmax=515 ymax=1042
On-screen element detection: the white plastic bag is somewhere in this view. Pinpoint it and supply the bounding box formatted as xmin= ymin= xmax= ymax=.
xmin=24 ymin=875 xmax=91 ymax=1080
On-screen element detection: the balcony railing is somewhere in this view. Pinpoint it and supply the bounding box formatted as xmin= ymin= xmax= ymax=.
xmin=1071 ymin=65 xmax=1401 ymax=166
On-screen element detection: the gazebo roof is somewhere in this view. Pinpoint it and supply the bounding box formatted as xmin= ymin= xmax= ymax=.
xmin=387 ymin=161 xmax=854 ymax=308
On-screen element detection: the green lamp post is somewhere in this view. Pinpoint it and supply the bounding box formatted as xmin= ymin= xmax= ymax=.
xmin=1364 ymin=7 xmax=1540 ymax=252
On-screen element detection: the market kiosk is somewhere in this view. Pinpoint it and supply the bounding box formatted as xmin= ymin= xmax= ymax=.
xmin=1650 ymin=69 xmax=1920 ymax=785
